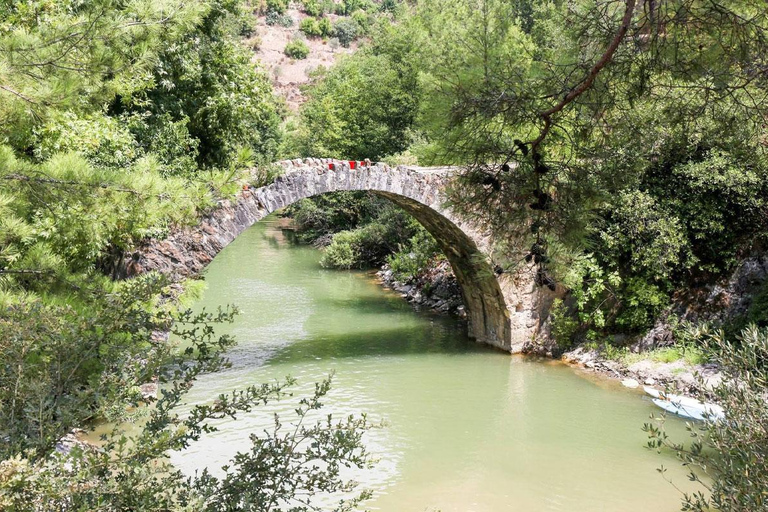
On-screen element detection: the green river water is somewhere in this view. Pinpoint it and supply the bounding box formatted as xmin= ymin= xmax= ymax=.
xmin=170 ymin=215 xmax=700 ymax=511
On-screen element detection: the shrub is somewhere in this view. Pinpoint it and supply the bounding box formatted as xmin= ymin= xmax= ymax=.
xmin=300 ymin=17 xmax=322 ymax=37
xmin=379 ymin=0 xmax=397 ymax=12
xmin=265 ymin=0 xmax=287 ymax=14
xmin=351 ymin=9 xmax=373 ymax=35
xmin=301 ymin=0 xmax=323 ymax=16
xmin=284 ymin=39 xmax=310 ymax=59
xmin=318 ymin=16 xmax=333 ymax=37
xmin=265 ymin=11 xmax=293 ymax=26
xmin=333 ymin=18 xmax=359 ymax=47
xmin=321 ymin=230 xmax=359 ymax=269
xmin=613 ymin=277 xmax=670 ymax=332
xmin=386 ymin=228 xmax=442 ymax=282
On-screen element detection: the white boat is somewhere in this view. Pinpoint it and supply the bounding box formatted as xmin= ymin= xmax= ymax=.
xmin=643 ymin=386 xmax=725 ymax=422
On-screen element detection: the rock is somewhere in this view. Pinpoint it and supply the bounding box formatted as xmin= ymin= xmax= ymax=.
xmin=631 ymin=317 xmax=674 ymax=352
xmin=139 ymin=382 xmax=158 ymax=400
xmin=621 ymin=378 xmax=640 ymax=389
xmin=55 ymin=429 xmax=96 ymax=456
xmin=644 ymin=378 xmax=656 ymax=386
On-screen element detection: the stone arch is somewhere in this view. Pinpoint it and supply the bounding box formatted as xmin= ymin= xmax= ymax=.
xmin=129 ymin=159 xmax=545 ymax=352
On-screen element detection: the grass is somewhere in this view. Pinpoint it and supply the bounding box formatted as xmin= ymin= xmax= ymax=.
xmin=590 ymin=342 xmax=708 ymax=367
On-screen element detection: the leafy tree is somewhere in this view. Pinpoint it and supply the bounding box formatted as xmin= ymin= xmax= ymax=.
xmin=119 ymin=0 xmax=282 ymax=171
xmin=0 ymin=0 xmax=205 ymax=151
xmin=412 ymin=0 xmax=768 ymax=282
xmin=333 ymin=17 xmax=359 ymax=47
xmin=265 ymin=0 xmax=288 ymax=14
xmin=293 ymin=26 xmax=420 ymax=160
xmin=301 ymin=0 xmax=324 ymax=17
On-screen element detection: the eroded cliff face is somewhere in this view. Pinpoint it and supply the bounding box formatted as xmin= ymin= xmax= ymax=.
xmin=628 ymin=256 xmax=768 ymax=352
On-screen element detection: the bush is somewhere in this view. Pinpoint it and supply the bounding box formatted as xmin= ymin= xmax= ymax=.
xmin=379 ymin=0 xmax=397 ymax=12
xmin=318 ymin=16 xmax=333 ymax=37
xmin=300 ymin=17 xmax=322 ymax=37
xmin=319 ymin=223 xmax=390 ymax=269
xmin=613 ymin=277 xmax=670 ymax=332
xmin=386 ymin=227 xmax=442 ymax=282
xmin=596 ymin=190 xmax=693 ymax=281
xmin=265 ymin=0 xmax=287 ymax=14
xmin=301 ymin=0 xmax=323 ymax=16
xmin=284 ymin=38 xmax=310 ymax=59
xmin=351 ymin=9 xmax=373 ymax=35
xmin=333 ymin=18 xmax=359 ymax=47
xmin=321 ymin=230 xmax=360 ymax=268
xmin=265 ymin=11 xmax=293 ymax=26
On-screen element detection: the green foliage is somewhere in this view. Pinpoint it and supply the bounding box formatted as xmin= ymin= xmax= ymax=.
xmin=379 ymin=0 xmax=397 ymax=13
xmin=285 ymin=38 xmax=311 ymax=59
xmin=265 ymin=0 xmax=288 ymax=14
xmin=292 ymin=28 xmax=420 ymax=160
xmin=319 ymin=219 xmax=408 ymax=270
xmin=32 ymin=112 xmax=140 ymax=170
xmin=320 ymin=230 xmax=361 ymax=269
xmin=596 ymin=191 xmax=693 ymax=282
xmin=124 ymin=0 xmax=282 ymax=170
xmin=386 ymin=226 xmax=443 ymax=282
xmin=286 ymin=192 xmax=425 ymax=271
xmin=614 ymin=277 xmax=669 ymax=332
xmin=319 ymin=209 xmax=417 ymax=269
xmin=286 ymin=192 xmax=383 ymax=243
xmin=301 ymin=0 xmax=324 ymax=17
xmin=550 ymin=299 xmax=579 ymax=350
xmin=0 ymin=279 xmax=373 ymax=510
xmin=0 ymin=0 xmax=206 ymax=150
xmin=745 ymin=281 xmax=768 ymax=328
xmin=558 ymin=253 xmax=669 ymax=338
xmin=351 ymin=9 xmax=374 ymax=35
xmin=125 ymin=113 xmax=200 ymax=177
xmin=640 ymin=146 xmax=768 ymax=275
xmin=0 ymin=145 xmax=207 ymax=292
xmin=645 ymin=325 xmax=768 ymax=511
xmin=300 ymin=16 xmax=323 ymax=37
xmin=333 ymin=17 xmax=359 ymax=47
xmin=265 ymin=10 xmax=293 ymax=26
xmin=318 ymin=16 xmax=333 ymax=37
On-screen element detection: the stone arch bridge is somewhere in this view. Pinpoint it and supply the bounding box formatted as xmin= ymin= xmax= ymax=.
xmin=130 ymin=159 xmax=555 ymax=353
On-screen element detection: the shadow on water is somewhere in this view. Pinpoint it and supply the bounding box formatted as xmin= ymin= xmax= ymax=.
xmin=265 ymin=322 xmax=493 ymax=365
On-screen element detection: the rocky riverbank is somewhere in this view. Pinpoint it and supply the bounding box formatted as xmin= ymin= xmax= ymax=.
xmin=375 ymin=260 xmax=467 ymax=318
xmin=561 ymin=345 xmax=723 ymax=395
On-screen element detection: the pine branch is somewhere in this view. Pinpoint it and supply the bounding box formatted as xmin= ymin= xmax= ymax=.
xmin=530 ymin=0 xmax=638 ymax=150
xmin=3 ymin=173 xmax=144 ymax=196
xmin=0 ymin=269 xmax=53 ymax=275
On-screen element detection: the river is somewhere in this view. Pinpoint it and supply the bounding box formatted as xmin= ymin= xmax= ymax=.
xmin=170 ymin=214 xmax=700 ymax=511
